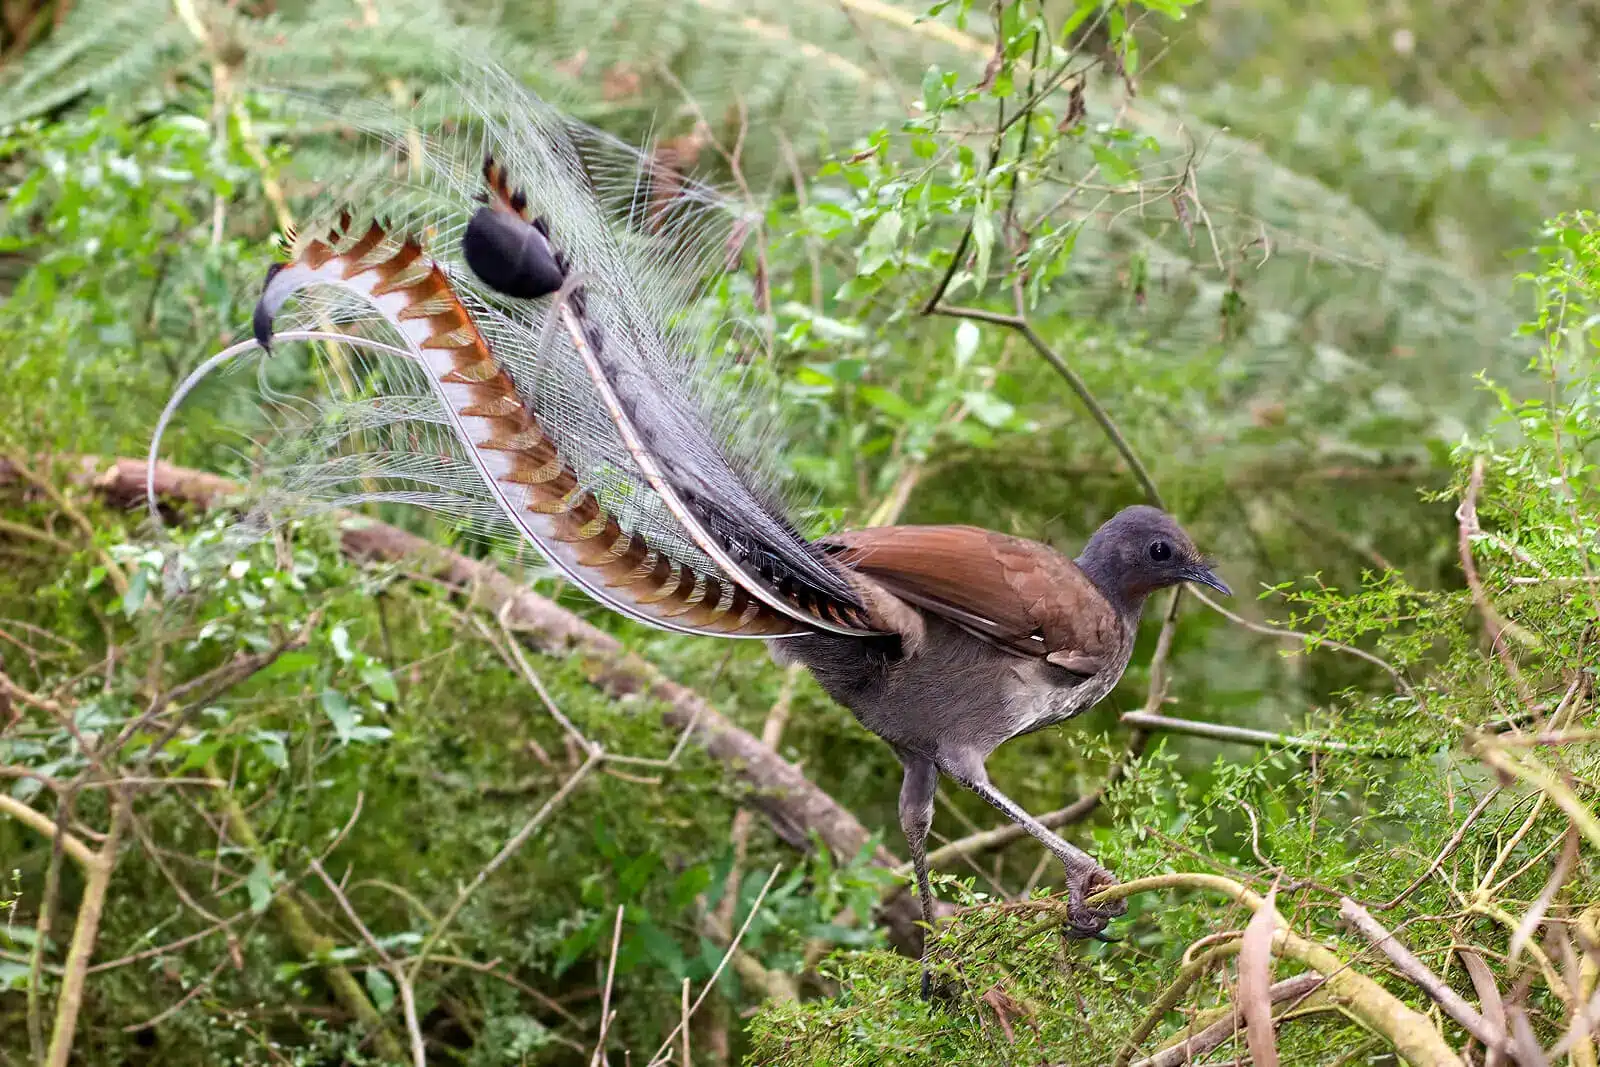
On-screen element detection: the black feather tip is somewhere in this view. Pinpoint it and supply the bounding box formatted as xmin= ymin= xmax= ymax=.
xmin=461 ymin=206 xmax=566 ymax=300
xmin=252 ymin=262 xmax=287 ymax=353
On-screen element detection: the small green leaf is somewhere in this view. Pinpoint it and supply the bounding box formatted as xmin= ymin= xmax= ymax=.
xmin=365 ymin=968 xmax=396 ymax=1014
xmin=251 ymin=730 xmax=289 ymax=770
xmin=320 ymin=689 xmax=355 ymax=743
xmin=1091 ymin=144 xmax=1139 ymax=184
xmin=971 ymin=203 xmax=994 ymax=293
xmin=246 ymin=859 xmax=274 ymax=915
xmin=329 ymin=624 xmax=353 ymax=663
xmin=857 ymin=385 xmax=916 ymax=421
xmin=670 ymin=864 xmax=714 ymax=910
xmin=255 ymin=650 xmax=318 ymax=680
xmin=0 ymin=960 xmax=30 ymax=991
xmin=360 ymin=665 xmax=399 ymax=703
xmin=964 ymin=391 xmax=1017 ymax=427
xmin=953 ymin=320 xmax=980 ymax=367
xmin=121 ymin=567 xmax=149 ymax=616
xmin=857 ymin=210 xmax=903 ymax=276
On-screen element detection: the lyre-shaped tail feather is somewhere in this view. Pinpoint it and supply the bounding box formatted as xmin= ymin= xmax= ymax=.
xmin=250 ymin=218 xmax=799 ymax=638
xmin=159 ymin=60 xmax=890 ymax=641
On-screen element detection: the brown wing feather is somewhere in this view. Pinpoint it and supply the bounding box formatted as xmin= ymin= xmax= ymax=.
xmin=821 ymin=526 xmax=1121 ymax=668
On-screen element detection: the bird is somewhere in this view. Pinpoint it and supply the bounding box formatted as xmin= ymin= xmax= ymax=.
xmin=150 ymin=60 xmax=1230 ymax=997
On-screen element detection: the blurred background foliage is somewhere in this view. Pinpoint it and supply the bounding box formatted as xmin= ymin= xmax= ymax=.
xmin=0 ymin=0 xmax=1596 ymax=1062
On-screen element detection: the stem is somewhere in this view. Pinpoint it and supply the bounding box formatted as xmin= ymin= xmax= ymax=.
xmin=45 ymin=793 xmax=130 ymax=1067
xmin=930 ymin=304 xmax=1162 ymax=507
xmin=1089 ymin=874 xmax=1463 ymax=1067
xmin=206 ymin=759 xmax=406 ymax=1063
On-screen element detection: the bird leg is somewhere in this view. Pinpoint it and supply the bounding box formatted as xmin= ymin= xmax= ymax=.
xmin=940 ymin=753 xmax=1126 ymax=938
xmin=896 ymin=754 xmax=946 ymax=1000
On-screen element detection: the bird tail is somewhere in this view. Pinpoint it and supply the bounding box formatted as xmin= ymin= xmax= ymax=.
xmin=150 ymin=60 xmax=885 ymax=640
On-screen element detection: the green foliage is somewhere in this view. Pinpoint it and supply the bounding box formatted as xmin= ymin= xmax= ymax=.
xmin=753 ymin=209 xmax=1600 ymax=1063
xmin=2 ymin=0 xmax=1599 ymax=1062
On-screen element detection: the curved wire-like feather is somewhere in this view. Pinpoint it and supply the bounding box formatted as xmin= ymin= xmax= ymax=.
xmin=152 ymin=58 xmax=890 ymax=640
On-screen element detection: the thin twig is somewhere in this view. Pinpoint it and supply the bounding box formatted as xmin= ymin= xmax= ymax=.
xmin=1131 ymin=973 xmax=1326 ymax=1067
xmin=647 ymin=866 xmax=782 ymax=1067
xmin=930 ymin=302 xmax=1163 ymax=507
xmin=1186 ymin=587 xmax=1415 ymax=698
xmin=408 ymin=748 xmax=603 ymax=989
xmin=311 ymin=860 xmax=426 ymax=1067
xmin=1373 ymin=786 xmax=1500 ymax=910
xmin=1119 ymin=711 xmax=1391 ymax=755
xmin=590 ymin=906 xmax=627 ymax=1067
xmin=1457 ymin=456 xmax=1535 ymax=699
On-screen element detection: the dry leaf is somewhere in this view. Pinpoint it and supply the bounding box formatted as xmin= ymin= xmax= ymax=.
xmin=978 ymin=984 xmax=1034 ymax=1044
xmin=1238 ymin=889 xmax=1281 ymax=1067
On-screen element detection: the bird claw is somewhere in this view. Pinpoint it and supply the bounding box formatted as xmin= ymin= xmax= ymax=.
xmin=1060 ymin=868 xmax=1127 ymax=941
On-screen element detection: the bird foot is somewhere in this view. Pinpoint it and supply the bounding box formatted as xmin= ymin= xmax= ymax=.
xmin=1060 ymin=866 xmax=1127 ymax=941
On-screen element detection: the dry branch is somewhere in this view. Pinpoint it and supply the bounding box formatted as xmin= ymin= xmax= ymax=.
xmin=1091 ymin=874 xmax=1464 ymax=1067
xmin=1239 ymin=888 xmax=1281 ymax=1067
xmin=1132 ymin=973 xmax=1326 ymax=1067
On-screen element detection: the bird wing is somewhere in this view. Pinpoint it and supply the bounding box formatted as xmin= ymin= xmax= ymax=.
xmin=820 ymin=525 xmax=1123 ymax=669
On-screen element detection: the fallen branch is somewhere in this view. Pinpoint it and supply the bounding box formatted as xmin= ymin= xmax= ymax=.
xmin=4 ymin=456 xmax=907 ymax=877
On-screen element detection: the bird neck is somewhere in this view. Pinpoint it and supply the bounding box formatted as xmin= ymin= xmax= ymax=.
xmin=1074 ymin=547 xmax=1148 ymax=623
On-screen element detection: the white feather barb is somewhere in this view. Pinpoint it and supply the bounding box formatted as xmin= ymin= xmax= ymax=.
xmin=149 ymin=60 xmax=890 ymax=640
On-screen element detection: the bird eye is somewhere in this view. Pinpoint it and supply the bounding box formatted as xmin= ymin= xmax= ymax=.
xmin=1148 ymin=540 xmax=1172 ymax=562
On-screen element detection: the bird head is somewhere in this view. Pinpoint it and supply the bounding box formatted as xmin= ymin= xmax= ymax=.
xmin=1076 ymin=505 xmax=1230 ymax=607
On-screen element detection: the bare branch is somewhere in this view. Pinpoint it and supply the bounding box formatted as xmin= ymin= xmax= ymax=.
xmin=590 ymin=906 xmax=626 ymax=1067
xmin=311 ymin=860 xmax=425 ymax=1067
xmin=1131 ymin=973 xmax=1327 ymax=1067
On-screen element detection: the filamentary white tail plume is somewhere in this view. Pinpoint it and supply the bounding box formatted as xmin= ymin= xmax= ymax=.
xmin=149 ymin=59 xmax=890 ymax=640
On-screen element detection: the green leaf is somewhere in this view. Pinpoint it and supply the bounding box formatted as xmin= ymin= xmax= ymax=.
xmin=971 ymin=202 xmax=994 ymax=293
xmin=1091 ymin=144 xmax=1139 ymax=184
xmin=121 ymin=567 xmax=148 ymax=616
xmin=246 ymin=859 xmax=274 ymax=915
xmin=670 ymin=864 xmax=714 ymax=910
xmin=857 ymin=210 xmax=902 ymax=276
xmin=0 ymin=960 xmax=30 ymax=991
xmin=251 ymin=730 xmax=288 ymax=770
xmin=365 ymin=968 xmax=396 ymax=1014
xmin=857 ymin=385 xmax=916 ymax=421
xmin=254 ymin=650 xmax=318 ymax=680
xmin=329 ymin=624 xmax=353 ymax=663
xmin=360 ymin=665 xmax=399 ymax=703
xmin=320 ymin=689 xmax=355 ymax=743
xmin=963 ymin=391 xmax=1017 ymax=428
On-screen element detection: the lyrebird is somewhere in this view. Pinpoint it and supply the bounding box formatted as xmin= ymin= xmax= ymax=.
xmin=152 ymin=61 xmax=1229 ymax=996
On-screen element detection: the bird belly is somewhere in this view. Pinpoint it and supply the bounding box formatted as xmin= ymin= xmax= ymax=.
xmin=1004 ymin=655 xmax=1123 ymax=737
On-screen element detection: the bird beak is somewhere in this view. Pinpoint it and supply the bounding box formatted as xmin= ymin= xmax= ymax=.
xmin=1183 ymin=564 xmax=1231 ymax=597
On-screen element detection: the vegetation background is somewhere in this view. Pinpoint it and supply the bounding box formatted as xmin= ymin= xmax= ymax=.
xmin=0 ymin=0 xmax=1596 ymax=1064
